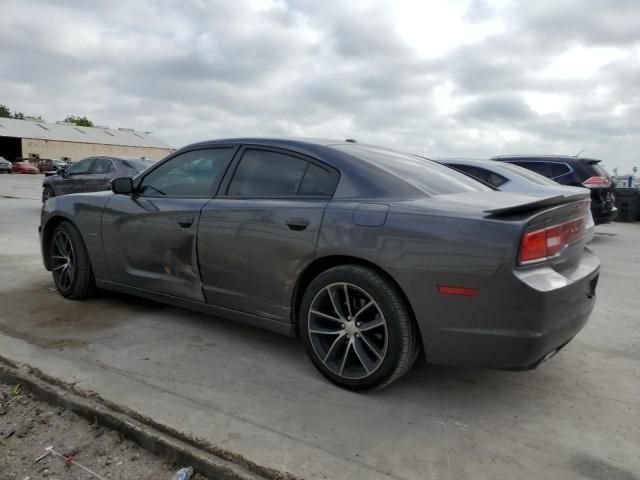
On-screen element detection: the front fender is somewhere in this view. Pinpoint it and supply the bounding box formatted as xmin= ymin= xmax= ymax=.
xmin=40 ymin=193 xmax=112 ymax=278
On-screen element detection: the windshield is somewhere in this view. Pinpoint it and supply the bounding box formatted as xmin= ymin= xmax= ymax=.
xmin=122 ymin=159 xmax=153 ymax=173
xmin=334 ymin=144 xmax=491 ymax=195
xmin=500 ymin=162 xmax=560 ymax=186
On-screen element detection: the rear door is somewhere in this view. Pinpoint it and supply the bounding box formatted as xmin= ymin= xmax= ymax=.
xmin=84 ymin=157 xmax=115 ymax=192
xmin=198 ymin=146 xmax=339 ymax=322
xmin=101 ymin=147 xmax=237 ymax=301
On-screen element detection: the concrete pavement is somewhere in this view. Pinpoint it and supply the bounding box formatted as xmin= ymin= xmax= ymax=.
xmin=1 ymin=174 xmax=639 ymax=480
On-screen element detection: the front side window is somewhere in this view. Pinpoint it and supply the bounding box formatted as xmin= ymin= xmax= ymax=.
xmin=66 ymin=158 xmax=94 ymax=175
xmin=93 ymin=158 xmax=114 ymax=175
xmin=138 ymin=148 xmax=234 ymax=197
xmin=227 ymin=150 xmax=309 ymax=197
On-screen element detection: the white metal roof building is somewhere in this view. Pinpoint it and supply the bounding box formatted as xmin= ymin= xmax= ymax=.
xmin=0 ymin=117 xmax=173 ymax=162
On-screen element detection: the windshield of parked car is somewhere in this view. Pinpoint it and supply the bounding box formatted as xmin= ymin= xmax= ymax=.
xmin=499 ymin=162 xmax=560 ymax=186
xmin=122 ymin=159 xmax=153 ymax=173
xmin=334 ymin=144 xmax=491 ymax=195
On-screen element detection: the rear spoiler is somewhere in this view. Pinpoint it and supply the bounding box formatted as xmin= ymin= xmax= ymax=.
xmin=484 ymin=193 xmax=588 ymax=217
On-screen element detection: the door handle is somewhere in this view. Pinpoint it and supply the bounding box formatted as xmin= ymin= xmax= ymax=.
xmin=176 ymin=217 xmax=194 ymax=228
xmin=286 ymin=217 xmax=310 ymax=231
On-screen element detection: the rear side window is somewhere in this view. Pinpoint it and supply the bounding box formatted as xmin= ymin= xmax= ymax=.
xmin=228 ymin=149 xmax=337 ymax=197
xmin=334 ymin=144 xmax=490 ymax=195
xmin=546 ymin=162 xmax=571 ymax=179
xmin=510 ymin=161 xmax=552 ymax=178
xmin=299 ymin=163 xmax=338 ymax=196
xmin=92 ymin=158 xmax=114 ymax=174
xmin=450 ymin=164 xmax=508 ymax=188
xmin=123 ymin=159 xmax=153 ymax=173
xmin=500 ymin=162 xmax=559 ymax=186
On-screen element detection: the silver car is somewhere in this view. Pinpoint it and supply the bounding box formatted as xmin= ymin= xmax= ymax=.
xmin=437 ymin=158 xmax=595 ymax=243
xmin=0 ymin=156 xmax=12 ymax=174
xmin=39 ymin=139 xmax=599 ymax=390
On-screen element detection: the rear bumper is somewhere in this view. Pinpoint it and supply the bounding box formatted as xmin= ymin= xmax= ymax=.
xmin=412 ymin=248 xmax=600 ymax=369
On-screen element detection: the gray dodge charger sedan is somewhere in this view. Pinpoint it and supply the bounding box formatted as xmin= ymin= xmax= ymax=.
xmin=39 ymin=138 xmax=599 ymax=390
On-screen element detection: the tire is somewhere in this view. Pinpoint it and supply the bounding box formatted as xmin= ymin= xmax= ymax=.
xmin=42 ymin=186 xmax=55 ymax=203
xmin=49 ymin=221 xmax=96 ymax=300
xmin=300 ymin=265 xmax=418 ymax=391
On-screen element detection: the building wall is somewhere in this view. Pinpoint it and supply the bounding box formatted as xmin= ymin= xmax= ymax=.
xmin=21 ymin=138 xmax=172 ymax=162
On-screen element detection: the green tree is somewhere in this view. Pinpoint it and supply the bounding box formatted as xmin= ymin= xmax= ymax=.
xmin=64 ymin=115 xmax=94 ymax=127
xmin=0 ymin=104 xmax=11 ymax=118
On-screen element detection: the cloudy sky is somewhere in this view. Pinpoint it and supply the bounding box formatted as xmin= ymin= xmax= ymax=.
xmin=1 ymin=0 xmax=639 ymax=172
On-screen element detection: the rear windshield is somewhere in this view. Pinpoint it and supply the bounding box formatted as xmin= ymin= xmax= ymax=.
xmin=589 ymin=162 xmax=610 ymax=178
xmin=122 ymin=159 xmax=153 ymax=173
xmin=334 ymin=145 xmax=491 ymax=195
xmin=499 ymin=162 xmax=560 ymax=186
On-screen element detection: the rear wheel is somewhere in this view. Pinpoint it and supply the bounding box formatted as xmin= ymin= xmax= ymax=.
xmin=42 ymin=186 xmax=55 ymax=203
xmin=300 ymin=265 xmax=418 ymax=391
xmin=50 ymin=222 xmax=96 ymax=299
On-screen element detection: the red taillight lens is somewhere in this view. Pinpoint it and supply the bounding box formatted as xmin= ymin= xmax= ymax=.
xmin=520 ymin=229 xmax=547 ymax=263
xmin=582 ymin=176 xmax=611 ymax=188
xmin=519 ymin=217 xmax=586 ymax=264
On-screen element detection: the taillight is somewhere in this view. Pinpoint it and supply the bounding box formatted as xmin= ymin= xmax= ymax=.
xmin=582 ymin=176 xmax=611 ymax=188
xmin=519 ymin=217 xmax=586 ymax=265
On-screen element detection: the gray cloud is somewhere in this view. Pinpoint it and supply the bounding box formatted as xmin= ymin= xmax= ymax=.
xmin=0 ymin=0 xmax=638 ymax=171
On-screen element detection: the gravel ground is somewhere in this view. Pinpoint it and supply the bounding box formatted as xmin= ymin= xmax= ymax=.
xmin=0 ymin=383 xmax=206 ymax=480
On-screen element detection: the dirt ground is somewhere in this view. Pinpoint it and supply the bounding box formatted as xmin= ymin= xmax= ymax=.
xmin=0 ymin=383 xmax=206 ymax=480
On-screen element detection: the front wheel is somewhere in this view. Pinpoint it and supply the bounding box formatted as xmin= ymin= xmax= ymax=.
xmin=50 ymin=221 xmax=96 ymax=299
xmin=42 ymin=186 xmax=55 ymax=203
xmin=300 ymin=265 xmax=418 ymax=391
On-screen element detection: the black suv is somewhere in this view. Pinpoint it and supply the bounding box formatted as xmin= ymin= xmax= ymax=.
xmin=491 ymin=155 xmax=617 ymax=224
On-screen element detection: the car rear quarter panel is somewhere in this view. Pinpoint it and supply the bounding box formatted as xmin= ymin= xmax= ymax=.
xmin=316 ymin=201 xmax=523 ymax=355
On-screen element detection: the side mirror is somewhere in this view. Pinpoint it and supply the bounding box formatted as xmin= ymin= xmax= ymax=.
xmin=57 ymin=169 xmax=66 ymax=176
xmin=111 ymin=177 xmax=134 ymax=195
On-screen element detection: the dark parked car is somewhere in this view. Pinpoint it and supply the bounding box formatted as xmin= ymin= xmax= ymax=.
xmin=40 ymin=159 xmax=71 ymax=173
xmin=42 ymin=156 xmax=153 ymax=202
xmin=40 ymin=139 xmax=599 ymax=390
xmin=0 ymin=156 xmax=12 ymax=174
xmin=491 ymin=155 xmax=617 ymax=224
xmin=436 ymin=158 xmax=595 ymax=242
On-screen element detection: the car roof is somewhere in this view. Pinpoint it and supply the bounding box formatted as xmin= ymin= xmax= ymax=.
xmin=82 ymin=155 xmax=151 ymax=162
xmin=169 ymin=137 xmax=492 ymax=199
xmin=491 ymin=155 xmax=603 ymax=163
xmin=436 ymin=158 xmax=498 ymax=167
xmin=195 ymin=137 xmax=348 ymax=147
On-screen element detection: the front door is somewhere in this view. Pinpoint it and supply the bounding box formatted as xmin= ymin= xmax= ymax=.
xmin=56 ymin=157 xmax=95 ymax=195
xmin=101 ymin=147 xmax=237 ymax=301
xmin=83 ymin=157 xmax=115 ymax=192
xmin=198 ymin=147 xmax=339 ymax=322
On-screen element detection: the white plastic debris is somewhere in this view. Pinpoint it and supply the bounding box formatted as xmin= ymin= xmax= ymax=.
xmin=171 ymin=466 xmax=194 ymax=480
